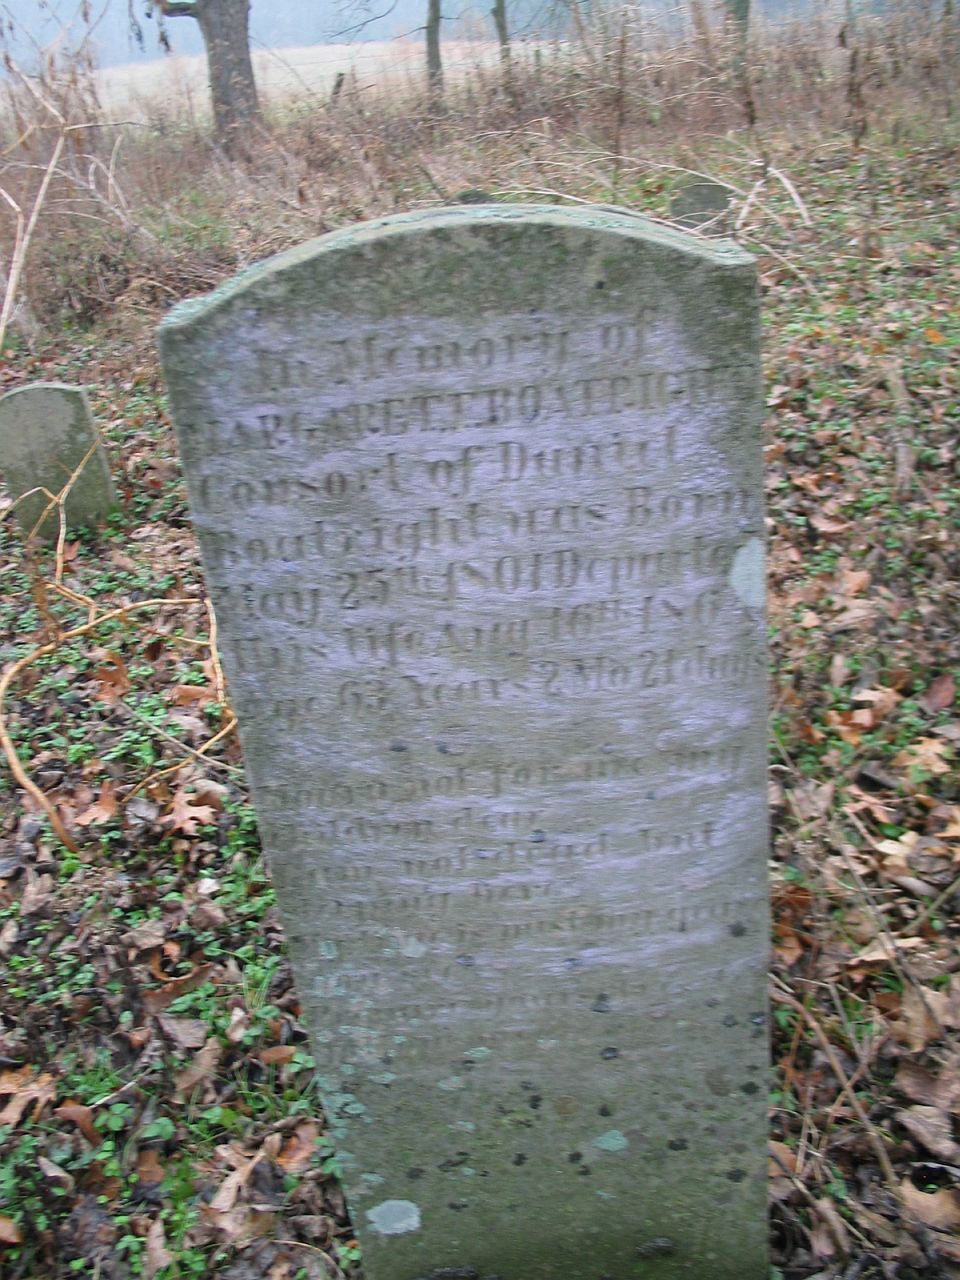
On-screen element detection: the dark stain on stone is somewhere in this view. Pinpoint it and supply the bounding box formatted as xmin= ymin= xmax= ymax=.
xmin=530 ymin=830 xmax=546 ymax=843
xmin=667 ymin=1138 xmax=688 ymax=1151
xmin=726 ymin=1168 xmax=747 ymax=1182
xmin=568 ymin=1152 xmax=582 ymax=1164
xmin=528 ymin=1094 xmax=542 ymax=1110
xmin=600 ymin=1047 xmax=619 ymax=1060
xmin=705 ymin=1068 xmax=729 ymax=1097
xmin=407 ymin=1167 xmax=425 ymax=1180
xmin=741 ymin=1081 xmax=759 ymax=1094
xmin=439 ymin=1152 xmax=471 ymax=1172
xmin=429 ymin=1269 xmax=479 ymax=1280
xmin=722 ymin=1014 xmax=738 ymax=1027
xmin=447 ymin=1201 xmax=469 ymax=1211
xmin=563 ymin=957 xmax=583 ymax=971
xmin=577 ymin=1165 xmax=592 ymax=1175
xmin=730 ymin=921 xmax=747 ymax=936
xmin=456 ymin=954 xmax=476 ymax=967
xmin=512 ymin=1154 xmax=527 ymax=1166
xmin=591 ymin=994 xmax=611 ymax=1013
xmin=389 ymin=741 xmax=408 ymax=752
xmin=435 ymin=742 xmax=450 ymax=754
xmin=598 ymin=1104 xmax=612 ymax=1117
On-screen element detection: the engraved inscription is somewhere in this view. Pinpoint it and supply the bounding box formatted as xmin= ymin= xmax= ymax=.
xmin=161 ymin=207 xmax=768 ymax=1280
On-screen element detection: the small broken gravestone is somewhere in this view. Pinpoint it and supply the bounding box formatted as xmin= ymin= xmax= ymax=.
xmin=159 ymin=205 xmax=769 ymax=1280
xmin=669 ymin=177 xmax=733 ymax=231
xmin=0 ymin=383 xmax=116 ymax=539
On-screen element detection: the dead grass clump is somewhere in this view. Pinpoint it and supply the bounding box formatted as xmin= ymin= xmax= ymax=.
xmin=1 ymin=4 xmax=957 ymax=342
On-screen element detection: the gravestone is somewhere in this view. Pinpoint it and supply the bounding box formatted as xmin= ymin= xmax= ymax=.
xmin=159 ymin=205 xmax=769 ymax=1280
xmin=0 ymin=383 xmax=116 ymax=538
xmin=669 ymin=178 xmax=733 ymax=231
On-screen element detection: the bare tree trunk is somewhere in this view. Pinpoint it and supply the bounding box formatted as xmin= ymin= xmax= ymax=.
xmin=491 ymin=0 xmax=511 ymax=71
xmin=157 ymin=0 xmax=260 ymax=155
xmin=426 ymin=0 xmax=444 ymax=105
xmin=723 ymin=0 xmax=754 ymax=127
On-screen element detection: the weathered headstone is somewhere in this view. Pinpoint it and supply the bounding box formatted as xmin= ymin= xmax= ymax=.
xmin=160 ymin=206 xmax=769 ymax=1280
xmin=0 ymin=383 xmax=116 ymax=538
xmin=669 ymin=177 xmax=733 ymax=231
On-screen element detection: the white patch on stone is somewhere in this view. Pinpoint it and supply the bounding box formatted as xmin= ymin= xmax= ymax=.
xmin=366 ymin=1199 xmax=422 ymax=1235
xmin=729 ymin=537 xmax=765 ymax=610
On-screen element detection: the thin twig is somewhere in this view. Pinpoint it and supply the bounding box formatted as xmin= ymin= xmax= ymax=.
xmin=206 ymin=599 xmax=227 ymax=706
xmin=124 ymin=705 xmax=240 ymax=797
xmin=770 ymin=978 xmax=902 ymax=1202
xmin=837 ymin=815 xmax=946 ymax=1038
xmin=768 ymin=165 xmax=812 ymax=226
xmin=0 ymin=130 xmax=64 ymax=351
xmin=901 ymin=868 xmax=960 ymax=940
xmin=0 ymin=598 xmax=197 ymax=851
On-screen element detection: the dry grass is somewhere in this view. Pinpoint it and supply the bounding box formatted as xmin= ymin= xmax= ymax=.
xmin=0 ymin=1 xmax=956 ymax=342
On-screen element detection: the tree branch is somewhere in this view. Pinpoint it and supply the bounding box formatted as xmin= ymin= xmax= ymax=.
xmin=154 ymin=0 xmax=199 ymax=17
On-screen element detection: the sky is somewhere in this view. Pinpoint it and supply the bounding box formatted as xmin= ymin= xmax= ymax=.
xmin=0 ymin=0 xmax=487 ymax=69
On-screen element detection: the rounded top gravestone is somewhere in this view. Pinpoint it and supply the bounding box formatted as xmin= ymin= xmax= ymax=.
xmin=159 ymin=205 xmax=769 ymax=1280
xmin=0 ymin=383 xmax=116 ymax=539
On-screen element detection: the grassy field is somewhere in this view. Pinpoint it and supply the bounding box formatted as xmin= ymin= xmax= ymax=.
xmin=0 ymin=14 xmax=959 ymax=1279
xmin=95 ymin=40 xmax=512 ymax=119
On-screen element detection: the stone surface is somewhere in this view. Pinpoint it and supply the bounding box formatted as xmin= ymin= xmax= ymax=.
xmin=669 ymin=178 xmax=733 ymax=231
xmin=159 ymin=205 xmax=769 ymax=1280
xmin=0 ymin=383 xmax=116 ymax=538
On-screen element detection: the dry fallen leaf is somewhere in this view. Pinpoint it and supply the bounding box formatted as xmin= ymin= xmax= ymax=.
xmin=156 ymin=1015 xmax=209 ymax=1051
xmin=258 ymin=1045 xmax=298 ymax=1068
xmin=891 ymin=985 xmax=946 ymax=1052
xmin=54 ymin=1101 xmax=101 ymax=1146
xmin=209 ymin=1151 xmax=264 ymax=1214
xmin=774 ymin=924 xmax=804 ymax=968
xmin=169 ymin=683 xmax=213 ymax=705
xmin=191 ymin=900 xmax=227 ymax=930
xmin=923 ymin=674 xmax=956 ymax=714
xmin=896 ymin=1106 xmax=960 ymax=1162
xmin=93 ymin=653 xmax=131 ymax=704
xmin=0 ymin=1071 xmax=56 ymax=1127
xmin=144 ymin=1217 xmax=174 ymax=1280
xmin=277 ymin=1123 xmax=319 ymax=1174
xmin=37 ymin=1156 xmax=75 ymax=1193
xmin=809 ymin=513 xmax=852 ymax=535
xmin=122 ymin=918 xmax=167 ymax=952
xmin=0 ymin=919 xmax=17 ymax=959
xmin=0 ymin=1215 xmax=22 ymax=1245
xmin=840 ymin=567 xmax=871 ymax=596
xmin=174 ymin=1037 xmax=221 ymax=1096
xmin=901 ymin=1179 xmax=960 ymax=1231
xmin=226 ymin=1006 xmax=250 ymax=1045
xmin=19 ymin=870 xmax=54 ymax=916
xmin=810 ymin=1195 xmax=850 ymax=1261
xmin=136 ymin=1148 xmax=166 ymax=1188
xmin=895 ymin=1061 xmax=960 ymax=1113
xmin=895 ymin=738 xmax=953 ymax=777
xmin=143 ymin=963 xmax=216 ymax=1015
xmin=74 ymin=781 xmax=118 ymax=828
xmin=166 ymin=789 xmax=217 ymax=835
